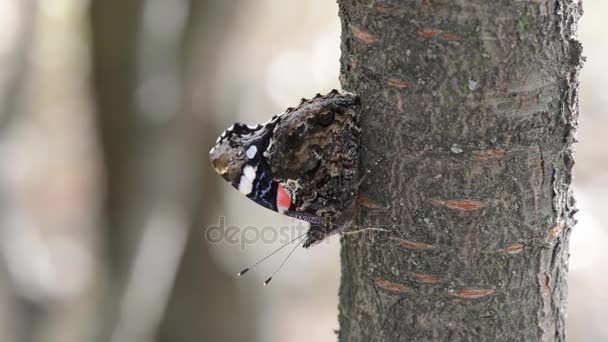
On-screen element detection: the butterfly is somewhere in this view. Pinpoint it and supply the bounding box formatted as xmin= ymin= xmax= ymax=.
xmin=209 ymin=89 xmax=361 ymax=248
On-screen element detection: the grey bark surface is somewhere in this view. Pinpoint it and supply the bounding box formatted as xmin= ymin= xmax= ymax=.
xmin=337 ymin=1 xmax=582 ymax=341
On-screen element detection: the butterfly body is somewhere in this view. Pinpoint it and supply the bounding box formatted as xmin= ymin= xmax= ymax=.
xmin=210 ymin=90 xmax=360 ymax=246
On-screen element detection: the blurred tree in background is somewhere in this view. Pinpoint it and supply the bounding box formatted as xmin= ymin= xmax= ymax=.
xmin=0 ymin=1 xmax=41 ymax=342
xmin=90 ymin=1 xmax=255 ymax=342
xmin=1 ymin=1 xmax=258 ymax=341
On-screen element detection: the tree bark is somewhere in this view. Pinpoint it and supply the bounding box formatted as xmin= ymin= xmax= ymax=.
xmin=337 ymin=1 xmax=582 ymax=341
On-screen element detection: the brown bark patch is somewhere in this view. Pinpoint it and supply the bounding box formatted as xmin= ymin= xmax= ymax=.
xmin=420 ymin=0 xmax=433 ymax=9
xmin=431 ymin=198 xmax=488 ymax=210
xmin=417 ymin=28 xmax=443 ymax=38
xmin=546 ymin=223 xmax=564 ymax=239
xmin=356 ymin=194 xmax=386 ymax=209
xmin=398 ymin=239 xmax=434 ymax=250
xmin=416 ymin=29 xmax=460 ymax=40
xmin=472 ymin=149 xmax=506 ymax=160
xmin=451 ymin=288 xmax=496 ymax=299
xmin=351 ymin=26 xmax=378 ymax=43
xmin=413 ymin=273 xmax=445 ymax=283
xmin=505 ymin=244 xmax=524 ymax=254
xmin=374 ymin=279 xmax=410 ymax=293
xmin=539 ymin=272 xmax=552 ymax=296
xmin=370 ymin=4 xmax=399 ymax=13
xmin=440 ymin=32 xmax=462 ymax=40
xmin=387 ymin=78 xmax=409 ymax=88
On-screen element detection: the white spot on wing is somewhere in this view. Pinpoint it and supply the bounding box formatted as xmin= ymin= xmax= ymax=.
xmin=238 ymin=165 xmax=257 ymax=195
xmin=246 ymin=145 xmax=257 ymax=159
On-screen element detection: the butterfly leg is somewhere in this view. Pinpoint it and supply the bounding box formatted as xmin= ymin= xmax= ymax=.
xmin=351 ymin=153 xmax=386 ymax=196
xmin=303 ymin=223 xmax=336 ymax=248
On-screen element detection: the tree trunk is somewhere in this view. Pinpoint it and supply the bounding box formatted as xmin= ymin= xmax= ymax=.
xmin=337 ymin=1 xmax=582 ymax=341
xmin=90 ymin=1 xmax=255 ymax=341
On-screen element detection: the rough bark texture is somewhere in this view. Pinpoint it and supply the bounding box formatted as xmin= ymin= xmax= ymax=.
xmin=337 ymin=1 xmax=582 ymax=341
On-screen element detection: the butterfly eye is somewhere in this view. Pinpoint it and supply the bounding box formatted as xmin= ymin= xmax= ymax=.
xmin=235 ymin=150 xmax=244 ymax=159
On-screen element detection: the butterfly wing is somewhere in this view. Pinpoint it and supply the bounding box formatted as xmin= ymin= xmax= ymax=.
xmin=265 ymin=91 xmax=360 ymax=221
xmin=209 ymin=90 xmax=360 ymax=243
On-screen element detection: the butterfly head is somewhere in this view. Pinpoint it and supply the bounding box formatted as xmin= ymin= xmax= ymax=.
xmin=209 ymin=122 xmax=273 ymax=187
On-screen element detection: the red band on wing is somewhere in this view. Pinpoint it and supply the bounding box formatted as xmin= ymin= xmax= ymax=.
xmin=276 ymin=183 xmax=292 ymax=213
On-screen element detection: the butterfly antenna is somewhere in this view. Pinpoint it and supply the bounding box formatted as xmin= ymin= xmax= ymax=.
xmin=237 ymin=231 xmax=308 ymax=277
xmin=263 ymin=236 xmax=306 ymax=286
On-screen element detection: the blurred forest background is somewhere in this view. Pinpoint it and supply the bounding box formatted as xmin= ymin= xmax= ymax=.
xmin=0 ymin=0 xmax=605 ymax=342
